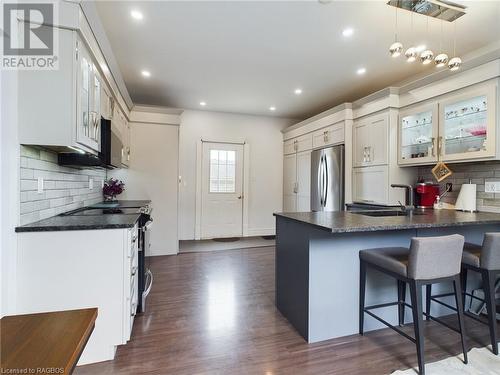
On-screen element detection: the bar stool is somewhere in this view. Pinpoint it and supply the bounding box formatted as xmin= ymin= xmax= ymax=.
xmin=359 ymin=234 xmax=468 ymax=375
xmin=460 ymin=233 xmax=500 ymax=355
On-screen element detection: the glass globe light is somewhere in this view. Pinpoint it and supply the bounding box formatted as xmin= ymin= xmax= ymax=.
xmin=389 ymin=42 xmax=403 ymax=58
xmin=420 ymin=50 xmax=434 ymax=65
xmin=405 ymin=47 xmax=418 ymax=63
xmin=435 ymin=53 xmax=449 ymax=68
xmin=448 ymin=57 xmax=462 ymax=71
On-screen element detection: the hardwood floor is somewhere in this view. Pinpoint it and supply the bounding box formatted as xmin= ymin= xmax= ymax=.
xmin=75 ymin=246 xmax=498 ymax=375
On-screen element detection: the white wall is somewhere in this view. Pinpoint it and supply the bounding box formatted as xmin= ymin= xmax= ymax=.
xmin=1 ymin=70 xmax=20 ymax=316
xmin=178 ymin=110 xmax=294 ymax=240
xmin=110 ymin=115 xmax=180 ymax=256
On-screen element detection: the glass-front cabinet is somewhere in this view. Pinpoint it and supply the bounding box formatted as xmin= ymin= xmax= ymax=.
xmin=398 ymin=82 xmax=497 ymax=166
xmin=439 ymin=86 xmax=496 ymax=162
xmin=399 ymin=104 xmax=439 ymax=165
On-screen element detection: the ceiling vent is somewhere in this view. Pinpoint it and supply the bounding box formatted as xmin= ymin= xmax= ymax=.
xmin=387 ymin=0 xmax=466 ymax=22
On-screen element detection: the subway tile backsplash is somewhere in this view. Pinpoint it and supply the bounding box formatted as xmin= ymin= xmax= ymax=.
xmin=19 ymin=145 xmax=106 ymax=225
xmin=417 ymin=161 xmax=500 ymax=213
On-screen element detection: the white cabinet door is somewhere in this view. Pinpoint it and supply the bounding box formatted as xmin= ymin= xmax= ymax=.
xmin=283 ymin=153 xmax=297 ymax=212
xmin=284 ymin=139 xmax=296 ymax=155
xmin=296 ymin=133 xmax=313 ymax=153
xmin=312 ymin=123 xmax=344 ymax=149
xmin=398 ymin=103 xmax=439 ymax=166
xmin=439 ymin=84 xmax=497 ymax=162
xmin=352 ymin=166 xmax=389 ymax=205
xmin=296 ymin=151 xmax=311 ymax=212
xmin=353 ymin=113 xmax=388 ymax=167
xmin=76 ymin=39 xmax=99 ymax=151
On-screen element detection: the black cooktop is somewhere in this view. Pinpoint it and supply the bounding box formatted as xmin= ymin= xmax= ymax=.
xmin=60 ymin=207 xmax=141 ymax=216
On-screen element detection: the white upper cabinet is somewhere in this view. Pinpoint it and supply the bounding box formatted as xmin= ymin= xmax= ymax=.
xmin=398 ymin=103 xmax=439 ymax=165
xmin=312 ymin=123 xmax=344 ymax=149
xmin=398 ymin=81 xmax=498 ymax=166
xmin=439 ymin=84 xmax=497 ymax=162
xmin=76 ymin=39 xmax=101 ymax=152
xmin=353 ymin=112 xmax=389 ymax=167
xmin=18 ymin=27 xmax=101 ymax=154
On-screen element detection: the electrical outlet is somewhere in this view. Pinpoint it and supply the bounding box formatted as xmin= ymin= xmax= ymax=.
xmin=445 ymin=183 xmax=453 ymax=192
xmin=485 ymin=180 xmax=500 ymax=193
xmin=37 ymin=177 xmax=44 ymax=193
xmin=89 ymin=178 xmax=94 ymax=190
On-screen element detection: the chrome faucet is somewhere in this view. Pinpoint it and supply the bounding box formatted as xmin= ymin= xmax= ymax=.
xmin=391 ymin=184 xmax=414 ymax=211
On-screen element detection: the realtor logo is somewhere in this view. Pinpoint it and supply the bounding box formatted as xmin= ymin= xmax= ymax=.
xmin=1 ymin=1 xmax=58 ymax=69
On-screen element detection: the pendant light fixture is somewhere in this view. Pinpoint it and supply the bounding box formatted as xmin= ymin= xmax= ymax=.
xmin=435 ymin=19 xmax=448 ymax=67
xmin=405 ymin=11 xmax=417 ymax=62
xmin=389 ymin=7 xmax=403 ymax=57
xmin=420 ymin=17 xmax=434 ymax=64
xmin=448 ymin=20 xmax=462 ymax=71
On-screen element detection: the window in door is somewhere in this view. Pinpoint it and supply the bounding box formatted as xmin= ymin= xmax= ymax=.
xmin=209 ymin=150 xmax=236 ymax=193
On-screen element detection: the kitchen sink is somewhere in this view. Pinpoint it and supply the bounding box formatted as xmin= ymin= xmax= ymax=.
xmin=353 ymin=210 xmax=428 ymax=217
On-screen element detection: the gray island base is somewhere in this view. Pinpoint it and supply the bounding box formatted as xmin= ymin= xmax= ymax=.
xmin=274 ymin=210 xmax=500 ymax=343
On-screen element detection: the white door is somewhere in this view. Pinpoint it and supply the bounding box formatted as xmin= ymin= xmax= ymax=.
xmin=201 ymin=142 xmax=244 ymax=239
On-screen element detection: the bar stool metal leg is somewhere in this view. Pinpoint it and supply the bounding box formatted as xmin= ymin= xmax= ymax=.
xmin=460 ymin=268 xmax=468 ymax=311
xmin=425 ymin=285 xmax=432 ymax=321
xmin=359 ymin=260 xmax=366 ymax=335
xmin=410 ymin=280 xmax=426 ymax=375
xmin=482 ymin=269 xmax=498 ymax=355
xmin=453 ymin=275 xmax=468 ymax=364
xmin=398 ymin=280 xmax=406 ymax=326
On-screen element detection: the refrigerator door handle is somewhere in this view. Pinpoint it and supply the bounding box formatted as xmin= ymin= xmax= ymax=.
xmin=318 ymin=155 xmax=324 ymax=206
xmin=323 ymin=155 xmax=329 ymax=207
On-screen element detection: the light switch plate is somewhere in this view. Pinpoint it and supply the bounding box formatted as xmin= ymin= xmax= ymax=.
xmin=37 ymin=177 xmax=44 ymax=193
xmin=485 ymin=180 xmax=500 ymax=193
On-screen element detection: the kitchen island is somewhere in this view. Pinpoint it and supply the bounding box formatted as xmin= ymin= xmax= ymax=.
xmin=274 ymin=210 xmax=500 ymax=343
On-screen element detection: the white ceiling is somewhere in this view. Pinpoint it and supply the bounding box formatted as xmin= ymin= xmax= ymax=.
xmin=94 ymin=1 xmax=500 ymax=120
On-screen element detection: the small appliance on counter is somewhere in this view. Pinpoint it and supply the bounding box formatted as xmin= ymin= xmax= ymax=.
xmin=455 ymin=180 xmax=477 ymax=212
xmin=414 ymin=182 xmax=440 ymax=209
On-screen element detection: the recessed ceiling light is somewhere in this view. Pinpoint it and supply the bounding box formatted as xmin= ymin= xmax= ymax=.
xmin=294 ymin=88 xmax=303 ymax=95
xmin=141 ymin=70 xmax=151 ymax=78
xmin=200 ymin=101 xmax=207 ymax=106
xmin=269 ymin=106 xmax=276 ymax=111
xmin=356 ymin=67 xmax=366 ymax=75
xmin=342 ymin=28 xmax=354 ymax=37
xmin=131 ymin=10 xmax=143 ymax=20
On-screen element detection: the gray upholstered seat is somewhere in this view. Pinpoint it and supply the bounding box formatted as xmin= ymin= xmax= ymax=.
xmin=359 ymin=247 xmax=409 ymax=277
xmin=463 ymin=233 xmax=500 ymax=270
xmin=360 ymin=234 xmax=465 ymax=280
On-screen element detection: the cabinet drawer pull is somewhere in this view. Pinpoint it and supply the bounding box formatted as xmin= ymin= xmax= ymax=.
xmin=431 ymin=137 xmax=436 ymax=157
xmin=131 ymin=266 xmax=137 ymax=276
xmin=438 ymin=136 xmax=443 ymax=156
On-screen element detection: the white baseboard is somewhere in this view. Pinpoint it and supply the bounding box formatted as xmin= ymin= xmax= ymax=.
xmin=245 ymin=227 xmax=275 ymax=237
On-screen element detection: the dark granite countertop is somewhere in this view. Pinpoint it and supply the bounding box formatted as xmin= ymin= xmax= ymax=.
xmin=15 ymin=213 xmax=141 ymax=232
xmin=89 ymin=200 xmax=152 ymax=209
xmin=274 ymin=210 xmax=500 ymax=233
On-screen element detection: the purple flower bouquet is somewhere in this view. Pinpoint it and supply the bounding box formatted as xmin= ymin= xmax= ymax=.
xmin=103 ymin=178 xmax=125 ymax=201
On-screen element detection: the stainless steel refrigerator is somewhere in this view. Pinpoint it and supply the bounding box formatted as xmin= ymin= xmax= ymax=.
xmin=311 ymin=145 xmax=344 ymax=212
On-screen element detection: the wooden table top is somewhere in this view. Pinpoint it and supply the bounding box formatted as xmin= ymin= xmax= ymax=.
xmin=1 ymin=308 xmax=97 ymax=375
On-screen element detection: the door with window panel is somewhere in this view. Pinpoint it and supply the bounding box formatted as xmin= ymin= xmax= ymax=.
xmin=439 ymin=85 xmax=496 ymax=162
xmin=398 ymin=103 xmax=439 ymax=165
xmin=201 ymin=142 xmax=244 ymax=239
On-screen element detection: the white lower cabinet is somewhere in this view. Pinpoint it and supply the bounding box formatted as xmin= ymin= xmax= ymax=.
xmin=283 ymin=151 xmax=311 ymax=212
xmin=283 ymin=153 xmax=297 ymax=212
xmin=352 ymin=166 xmax=389 ymax=205
xmin=16 ymin=224 xmax=139 ymax=365
xmin=296 ymin=151 xmax=311 ymax=212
